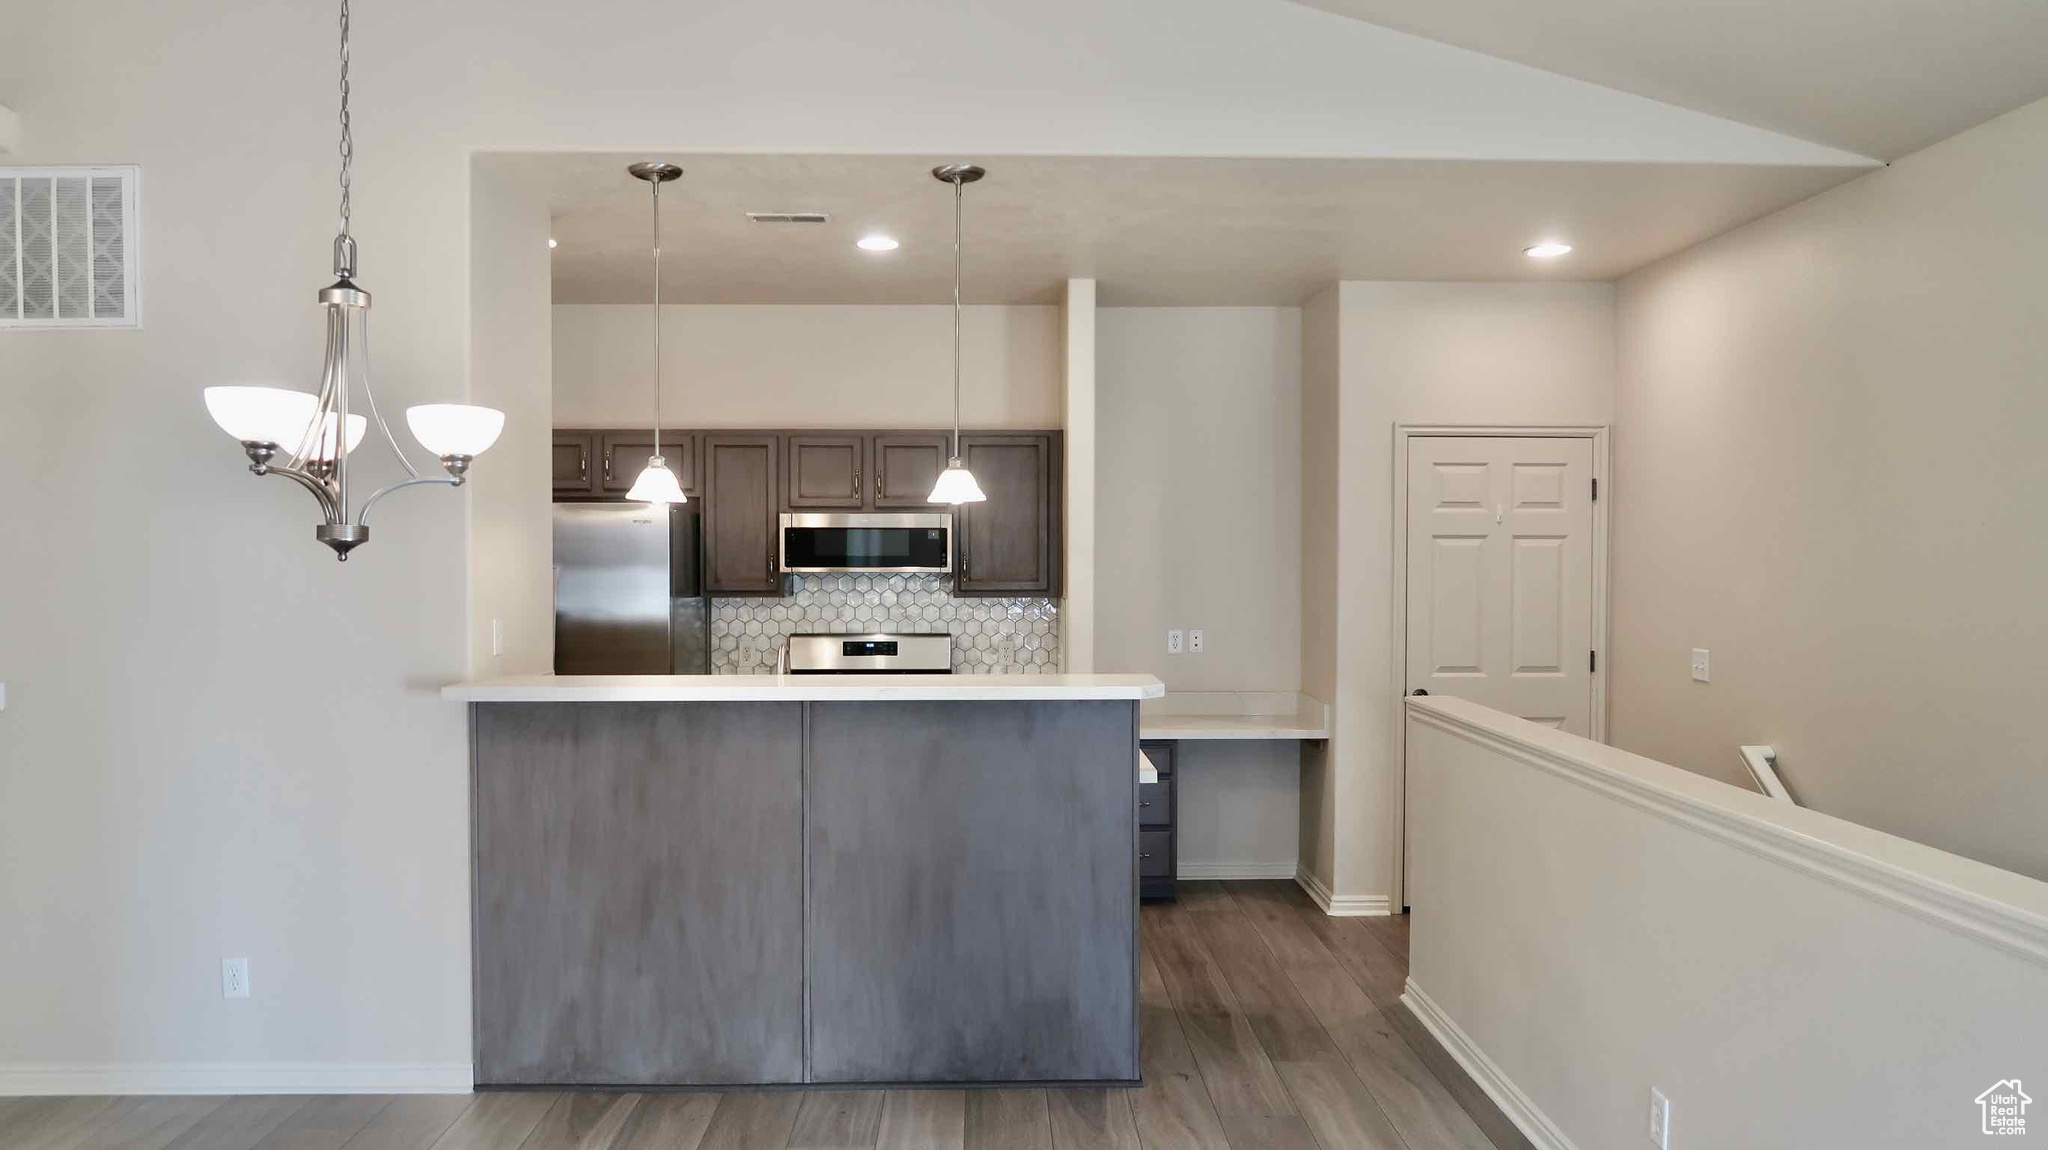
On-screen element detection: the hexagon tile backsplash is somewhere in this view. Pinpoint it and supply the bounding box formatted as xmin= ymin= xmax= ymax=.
xmin=711 ymin=574 xmax=1061 ymax=674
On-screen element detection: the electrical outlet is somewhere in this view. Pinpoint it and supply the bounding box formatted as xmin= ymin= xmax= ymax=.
xmin=0 ymin=682 xmax=7 ymax=710
xmin=1690 ymin=648 xmax=1710 ymax=683
xmin=1649 ymin=1087 xmax=1671 ymax=1149
xmin=1188 ymin=629 xmax=1204 ymax=654
xmin=997 ymin=637 xmax=1018 ymax=666
xmin=1166 ymin=630 xmax=1184 ymax=655
xmin=222 ymin=957 xmax=250 ymax=999
xmin=491 ymin=618 xmax=504 ymax=657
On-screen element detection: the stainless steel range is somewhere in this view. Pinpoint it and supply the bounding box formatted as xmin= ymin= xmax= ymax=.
xmin=784 ymin=632 xmax=952 ymax=674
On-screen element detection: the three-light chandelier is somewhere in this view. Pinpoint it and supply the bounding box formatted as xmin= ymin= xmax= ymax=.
xmin=202 ymin=0 xmax=503 ymax=560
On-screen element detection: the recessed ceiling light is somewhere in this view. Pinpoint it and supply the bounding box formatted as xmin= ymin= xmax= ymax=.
xmin=857 ymin=234 xmax=900 ymax=252
xmin=548 ymin=237 xmax=558 ymax=249
xmin=1524 ymin=241 xmax=1572 ymax=259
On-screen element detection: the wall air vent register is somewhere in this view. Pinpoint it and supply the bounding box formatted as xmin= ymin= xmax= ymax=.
xmin=0 ymin=166 xmax=141 ymax=328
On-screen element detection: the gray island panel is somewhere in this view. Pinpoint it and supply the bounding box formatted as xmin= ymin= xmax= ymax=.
xmin=472 ymin=701 xmax=805 ymax=1085
xmin=804 ymin=699 xmax=1139 ymax=1083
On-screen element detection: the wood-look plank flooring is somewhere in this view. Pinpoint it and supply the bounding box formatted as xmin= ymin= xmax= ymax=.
xmin=0 ymin=882 xmax=1505 ymax=1150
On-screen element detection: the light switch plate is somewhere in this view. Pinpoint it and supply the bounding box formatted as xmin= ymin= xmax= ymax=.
xmin=491 ymin=618 xmax=504 ymax=658
xmin=1690 ymin=649 xmax=1710 ymax=683
xmin=1649 ymin=1087 xmax=1671 ymax=1148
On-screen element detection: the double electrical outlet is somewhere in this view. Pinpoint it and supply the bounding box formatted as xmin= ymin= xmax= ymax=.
xmin=1166 ymin=629 xmax=1204 ymax=655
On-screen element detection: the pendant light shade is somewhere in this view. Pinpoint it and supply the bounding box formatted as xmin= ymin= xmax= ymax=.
xmin=404 ymin=403 xmax=505 ymax=458
xmin=625 ymin=457 xmax=687 ymax=503
xmin=929 ymin=164 xmax=988 ymax=505
xmin=204 ymin=386 xmax=319 ymax=447
xmin=628 ymin=160 xmax=687 ymax=504
xmin=927 ymin=464 xmax=986 ymax=504
xmin=308 ymin=411 xmax=370 ymax=460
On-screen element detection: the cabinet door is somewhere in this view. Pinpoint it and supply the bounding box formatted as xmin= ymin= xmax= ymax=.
xmin=956 ymin=433 xmax=1060 ymax=596
xmin=871 ymin=433 xmax=952 ymax=509
xmin=703 ymin=434 xmax=783 ymax=595
xmin=473 ymin=702 xmax=805 ymax=1085
xmin=552 ymin=432 xmax=596 ymax=495
xmin=786 ymin=434 xmax=868 ymax=509
xmin=600 ymin=430 xmax=698 ymax=497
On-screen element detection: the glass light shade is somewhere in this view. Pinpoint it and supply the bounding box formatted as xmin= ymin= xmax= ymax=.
xmin=625 ymin=457 xmax=688 ymax=504
xmin=927 ymin=464 xmax=986 ymax=504
xmin=305 ymin=412 xmax=369 ymax=461
xmin=405 ymin=403 xmax=505 ymax=458
xmin=203 ymin=386 xmax=318 ymax=446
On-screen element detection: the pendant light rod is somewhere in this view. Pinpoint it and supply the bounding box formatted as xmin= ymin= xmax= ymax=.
xmin=933 ymin=164 xmax=983 ymax=461
xmin=624 ymin=162 xmax=688 ymax=505
xmin=927 ymin=165 xmax=989 ymax=506
xmin=950 ymin=173 xmax=962 ymax=459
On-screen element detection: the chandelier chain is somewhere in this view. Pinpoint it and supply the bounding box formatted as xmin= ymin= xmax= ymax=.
xmin=337 ymin=0 xmax=353 ymax=239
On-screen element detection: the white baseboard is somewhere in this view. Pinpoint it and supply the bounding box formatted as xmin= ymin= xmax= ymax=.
xmin=1177 ymin=861 xmax=1299 ymax=880
xmin=1293 ymin=867 xmax=1391 ymax=916
xmin=0 ymin=1062 xmax=474 ymax=1096
xmin=1400 ymin=980 xmax=1577 ymax=1150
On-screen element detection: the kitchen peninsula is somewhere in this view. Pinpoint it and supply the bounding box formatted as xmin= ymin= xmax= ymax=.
xmin=444 ymin=672 xmax=1164 ymax=1087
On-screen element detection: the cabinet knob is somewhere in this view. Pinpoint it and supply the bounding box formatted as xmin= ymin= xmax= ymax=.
xmin=1139 ymin=801 xmax=1151 ymax=808
xmin=603 ymin=452 xmax=613 ymax=482
xmin=853 ymin=468 xmax=861 ymax=497
xmin=578 ymin=446 xmax=588 ymax=481
xmin=1139 ymin=853 xmax=1153 ymax=860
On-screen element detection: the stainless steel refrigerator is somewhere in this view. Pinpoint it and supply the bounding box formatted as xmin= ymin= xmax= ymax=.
xmin=553 ymin=502 xmax=711 ymax=675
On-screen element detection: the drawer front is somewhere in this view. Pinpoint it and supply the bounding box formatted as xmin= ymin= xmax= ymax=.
xmin=1139 ymin=830 xmax=1173 ymax=878
xmin=1138 ymin=780 xmax=1173 ymax=827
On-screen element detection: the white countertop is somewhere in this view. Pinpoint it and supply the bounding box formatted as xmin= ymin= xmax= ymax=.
xmin=443 ymin=673 xmax=1166 ymax=703
xmin=1139 ymin=691 xmax=1329 ymax=740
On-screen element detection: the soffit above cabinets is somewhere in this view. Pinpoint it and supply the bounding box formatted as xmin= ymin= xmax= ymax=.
xmin=494 ymin=152 xmax=1860 ymax=307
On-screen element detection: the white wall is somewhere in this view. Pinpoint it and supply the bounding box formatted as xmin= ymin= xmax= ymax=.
xmin=1096 ymin=307 xmax=1304 ymax=876
xmin=469 ymin=164 xmax=554 ymax=675
xmin=1610 ymin=95 xmax=2048 ymax=883
xmin=1404 ymin=696 xmax=2048 ymax=1149
xmin=1061 ymin=280 xmax=1098 ymax=673
xmin=1306 ymin=283 xmax=1616 ymax=906
xmin=0 ymin=0 xmax=1852 ymax=1087
xmin=1298 ymin=289 xmax=1343 ymax=893
xmin=1095 ymin=308 xmax=1302 ymax=690
xmin=551 ymin=304 xmax=1061 ymax=429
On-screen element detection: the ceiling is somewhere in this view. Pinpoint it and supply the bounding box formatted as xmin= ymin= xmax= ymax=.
xmin=495 ymin=153 xmax=1858 ymax=307
xmin=1285 ymin=0 xmax=2048 ymax=161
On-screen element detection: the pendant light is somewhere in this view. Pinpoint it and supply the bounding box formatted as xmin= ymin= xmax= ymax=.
xmin=201 ymin=0 xmax=503 ymax=560
xmin=928 ymin=164 xmax=988 ymax=505
xmin=623 ymin=162 xmax=688 ymax=504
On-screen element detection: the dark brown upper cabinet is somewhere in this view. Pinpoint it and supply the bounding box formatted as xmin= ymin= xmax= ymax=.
xmin=870 ymin=433 xmax=952 ymax=509
xmin=955 ymin=432 xmax=1061 ymax=597
xmin=703 ymin=433 xmax=783 ymax=596
xmin=552 ymin=431 xmax=597 ymax=495
xmin=785 ymin=434 xmax=868 ymax=509
xmin=599 ymin=431 xmax=698 ymax=497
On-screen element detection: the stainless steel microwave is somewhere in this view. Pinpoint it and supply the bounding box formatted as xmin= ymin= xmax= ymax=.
xmin=778 ymin=512 xmax=953 ymax=573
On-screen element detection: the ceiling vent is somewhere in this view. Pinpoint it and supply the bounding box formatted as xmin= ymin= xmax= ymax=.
xmin=745 ymin=211 xmax=829 ymax=225
xmin=1 ymin=166 xmax=140 ymax=328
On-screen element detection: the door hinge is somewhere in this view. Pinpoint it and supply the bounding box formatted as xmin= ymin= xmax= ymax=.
xmin=1590 ymin=650 xmax=1598 ymax=673
xmin=1591 ymin=477 xmax=1599 ymax=502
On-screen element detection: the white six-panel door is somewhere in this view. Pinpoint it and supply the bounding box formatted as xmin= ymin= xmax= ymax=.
xmin=1406 ymin=435 xmax=1595 ymax=735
